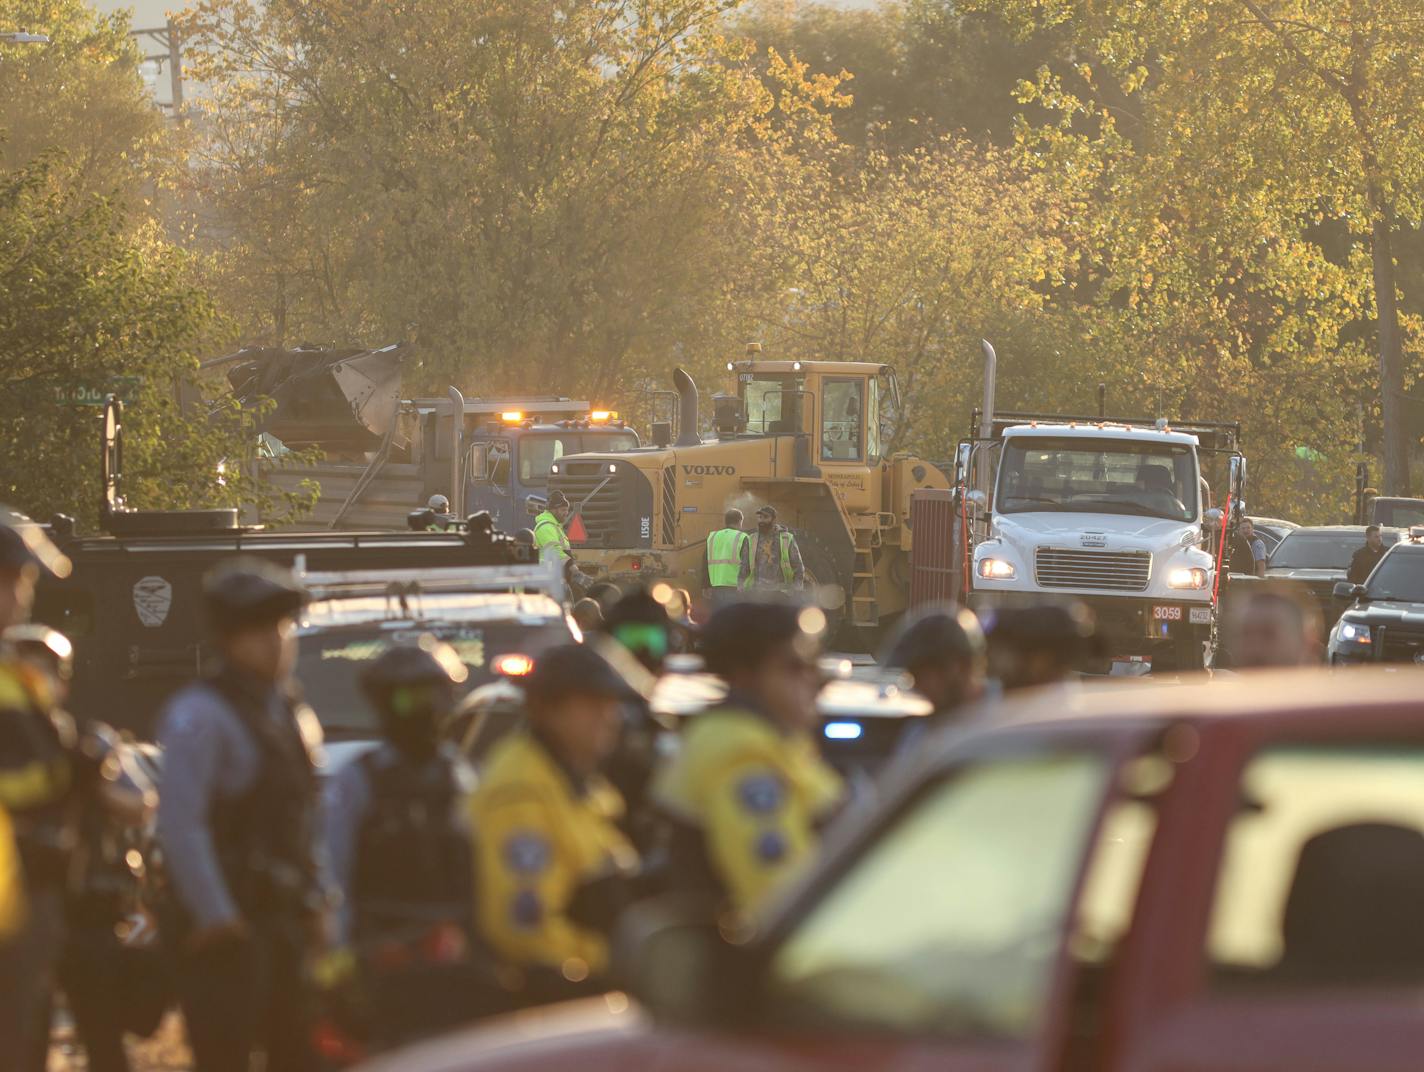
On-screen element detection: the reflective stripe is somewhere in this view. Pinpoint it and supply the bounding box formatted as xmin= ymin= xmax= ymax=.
xmin=779 ymin=531 xmax=795 ymax=585
xmin=706 ymin=529 xmax=748 ymax=588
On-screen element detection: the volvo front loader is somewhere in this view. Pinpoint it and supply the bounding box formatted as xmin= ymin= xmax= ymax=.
xmin=547 ymin=354 xmax=950 ymax=637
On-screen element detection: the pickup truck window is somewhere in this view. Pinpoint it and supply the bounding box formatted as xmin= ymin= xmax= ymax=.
xmin=997 ymin=437 xmax=1198 ymax=522
xmin=764 ymin=752 xmax=1111 ymax=1039
xmin=1208 ymin=744 xmax=1424 ymax=990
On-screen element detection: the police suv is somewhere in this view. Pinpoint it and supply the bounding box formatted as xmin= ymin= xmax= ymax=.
xmin=1327 ymin=527 xmax=1424 ymax=665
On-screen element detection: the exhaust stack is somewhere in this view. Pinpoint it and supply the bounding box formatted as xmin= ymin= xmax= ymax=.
xmin=673 ymin=367 xmax=701 ymax=447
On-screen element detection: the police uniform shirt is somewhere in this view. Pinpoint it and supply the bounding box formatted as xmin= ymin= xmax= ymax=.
xmin=652 ymin=694 xmax=843 ymax=912
xmin=156 ymin=681 xmax=326 ymax=930
xmin=470 ymin=732 xmax=636 ymax=977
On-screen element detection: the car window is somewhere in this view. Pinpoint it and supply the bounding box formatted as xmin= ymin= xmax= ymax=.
xmin=764 ymin=752 xmax=1111 ymax=1039
xmin=1208 ymin=743 xmax=1424 ymax=992
xmin=1364 ymin=550 xmax=1424 ymax=602
xmin=1270 ymin=532 xmax=1396 ymax=570
xmin=821 ymin=378 xmax=864 ymax=462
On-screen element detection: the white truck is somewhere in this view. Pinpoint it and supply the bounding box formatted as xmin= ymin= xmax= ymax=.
xmin=955 ymin=408 xmax=1245 ymax=671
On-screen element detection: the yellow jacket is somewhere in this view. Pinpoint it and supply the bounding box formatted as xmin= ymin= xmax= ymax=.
xmin=652 ymin=706 xmax=843 ymax=912
xmin=0 ymin=661 xmax=71 ymax=814
xmin=0 ymin=804 xmax=24 ymax=940
xmin=470 ymin=733 xmax=636 ymax=977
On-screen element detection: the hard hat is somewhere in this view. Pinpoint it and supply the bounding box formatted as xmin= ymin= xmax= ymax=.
xmin=881 ymin=605 xmax=985 ymax=671
xmin=203 ymin=558 xmax=307 ymax=635
xmin=4 ymin=624 xmax=75 ymax=680
xmin=428 ymin=494 xmax=451 ymax=513
xmin=700 ymin=601 xmax=824 ymax=678
xmin=0 ymin=506 xmax=71 ymax=579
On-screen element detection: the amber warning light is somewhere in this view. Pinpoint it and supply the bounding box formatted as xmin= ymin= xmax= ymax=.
xmin=501 ymin=411 xmax=525 ymax=423
xmin=492 ymin=653 xmax=534 ymax=677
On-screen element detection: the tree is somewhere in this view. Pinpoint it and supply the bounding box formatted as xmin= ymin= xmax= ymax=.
xmin=0 ymin=155 xmax=294 ymax=528
xmin=176 ymin=0 xmax=840 ymax=401
xmin=978 ymin=0 xmax=1424 ymax=495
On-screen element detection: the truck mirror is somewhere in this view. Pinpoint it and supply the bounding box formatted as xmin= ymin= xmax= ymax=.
xmin=1204 ymin=508 xmax=1223 ymax=526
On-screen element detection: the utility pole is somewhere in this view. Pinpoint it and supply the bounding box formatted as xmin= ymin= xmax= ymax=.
xmin=130 ymin=19 xmax=183 ymax=115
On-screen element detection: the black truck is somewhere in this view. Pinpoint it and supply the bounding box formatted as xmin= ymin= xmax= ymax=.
xmin=31 ymin=399 xmax=535 ymax=736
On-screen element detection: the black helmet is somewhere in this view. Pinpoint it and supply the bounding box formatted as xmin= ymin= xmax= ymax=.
xmin=360 ymin=639 xmax=469 ymax=755
xmin=203 ymin=558 xmax=307 ymax=635
xmin=523 ymin=641 xmax=651 ymax=709
xmin=881 ymin=605 xmax=985 ymax=671
xmin=0 ymin=506 xmax=70 ymax=579
xmin=4 ymin=624 xmax=74 ymax=680
xmin=700 ymin=601 xmax=825 ymax=679
xmin=604 ymin=587 xmax=674 ymax=670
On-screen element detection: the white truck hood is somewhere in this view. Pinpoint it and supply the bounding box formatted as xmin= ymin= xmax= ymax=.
xmin=997 ymin=512 xmax=1198 ymax=547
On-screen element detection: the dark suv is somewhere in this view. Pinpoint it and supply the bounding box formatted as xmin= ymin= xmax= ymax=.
xmin=1327 ymin=532 xmax=1424 ymax=665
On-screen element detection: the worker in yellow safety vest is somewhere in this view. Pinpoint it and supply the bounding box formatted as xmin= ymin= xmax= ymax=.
xmin=533 ymin=492 xmax=572 ymax=564
xmin=702 ymin=509 xmax=751 ymax=594
xmin=749 ymin=504 xmax=805 ymax=590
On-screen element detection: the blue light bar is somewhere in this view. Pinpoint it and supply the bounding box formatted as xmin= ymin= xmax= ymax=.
xmin=824 ymin=721 xmax=863 ymax=740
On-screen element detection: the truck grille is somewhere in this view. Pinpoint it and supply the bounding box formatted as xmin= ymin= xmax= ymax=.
xmin=1034 ymin=548 xmax=1152 ymax=592
xmin=550 ymin=460 xmax=653 ymax=548
xmin=1378 ymin=626 xmax=1424 ymax=663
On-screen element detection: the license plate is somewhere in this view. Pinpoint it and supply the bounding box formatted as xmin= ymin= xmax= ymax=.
xmin=1152 ymin=605 xmax=1183 ymax=622
xmin=1189 ymin=607 xmax=1213 ymax=625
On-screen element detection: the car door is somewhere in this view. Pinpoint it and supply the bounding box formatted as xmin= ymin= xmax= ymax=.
xmin=642 ymin=734 xmax=1143 ymax=1072
xmin=1122 ymin=714 xmax=1424 ymax=1072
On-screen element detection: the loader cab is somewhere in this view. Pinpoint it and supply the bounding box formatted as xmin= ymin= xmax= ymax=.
xmin=730 ymin=360 xmax=895 ymax=467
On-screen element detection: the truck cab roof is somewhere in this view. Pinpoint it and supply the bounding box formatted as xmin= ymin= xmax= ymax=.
xmin=1001 ymin=422 xmax=1202 ymax=447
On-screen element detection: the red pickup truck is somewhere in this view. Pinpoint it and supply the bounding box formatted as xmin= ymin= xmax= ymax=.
xmin=370 ymin=671 xmax=1424 ymax=1072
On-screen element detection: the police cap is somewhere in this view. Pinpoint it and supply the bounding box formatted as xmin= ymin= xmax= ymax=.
xmin=700 ymin=601 xmax=825 ymax=678
xmin=0 ymin=506 xmax=71 ymax=579
xmin=881 ymin=605 xmax=985 ymax=671
xmin=523 ymin=642 xmax=649 ymax=707
xmin=203 ymin=557 xmax=308 ymax=635
xmin=360 ymin=638 xmax=468 ymax=696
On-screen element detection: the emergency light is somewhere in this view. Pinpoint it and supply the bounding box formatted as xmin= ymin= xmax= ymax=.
xmin=501 ymin=411 xmax=524 ymax=423
xmin=824 ymin=721 xmax=863 ymax=740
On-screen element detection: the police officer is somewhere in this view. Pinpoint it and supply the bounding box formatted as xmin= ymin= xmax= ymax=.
xmin=533 ymin=491 xmax=573 ymax=565
xmin=880 ymin=605 xmax=988 ymax=744
xmin=749 ymin=505 xmax=805 ymax=591
xmin=0 ymin=507 xmax=92 ymax=1069
xmin=323 ymin=640 xmax=482 ymax=1050
xmin=983 ymin=603 xmax=1096 ymax=691
xmin=470 ymin=644 xmax=643 ymax=1001
xmin=652 ymin=602 xmax=842 ymax=913
xmin=156 ymin=558 xmax=325 ymax=1072
xmin=702 ymin=508 xmax=751 ymax=596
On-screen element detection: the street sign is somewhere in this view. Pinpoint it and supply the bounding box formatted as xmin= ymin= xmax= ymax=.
xmin=54 ymin=377 xmax=142 ymax=407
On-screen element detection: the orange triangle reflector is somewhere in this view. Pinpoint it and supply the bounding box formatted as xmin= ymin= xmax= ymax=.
xmin=566 ymin=513 xmax=588 ymax=543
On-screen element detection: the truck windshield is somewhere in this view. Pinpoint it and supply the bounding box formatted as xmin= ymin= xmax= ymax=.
xmin=742 ymin=373 xmax=803 ymax=434
xmin=998 ymin=437 xmax=1198 ymax=522
xmin=518 ymin=432 xmax=637 ymax=486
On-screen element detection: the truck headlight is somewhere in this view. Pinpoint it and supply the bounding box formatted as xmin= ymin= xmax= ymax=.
xmin=977 ymin=558 xmax=1016 ymax=580
xmin=1337 ymin=621 xmax=1372 ymax=645
xmin=1167 ymin=567 xmax=1209 ymax=590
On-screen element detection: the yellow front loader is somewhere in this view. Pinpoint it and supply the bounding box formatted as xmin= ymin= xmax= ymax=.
xmin=547 ymin=353 xmax=949 ymax=638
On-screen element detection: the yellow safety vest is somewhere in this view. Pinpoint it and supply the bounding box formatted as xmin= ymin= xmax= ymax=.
xmin=753 ymin=529 xmax=798 ymax=587
xmin=533 ymin=511 xmax=570 ymax=562
xmin=706 ymin=528 xmax=749 ymax=588
xmin=470 ymin=733 xmax=637 ymax=977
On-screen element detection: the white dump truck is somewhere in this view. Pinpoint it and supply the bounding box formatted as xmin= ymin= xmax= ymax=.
xmin=953 ymin=399 xmax=1245 ymax=670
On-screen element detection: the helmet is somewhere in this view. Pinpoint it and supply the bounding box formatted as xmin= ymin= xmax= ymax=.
xmin=203 ymin=558 xmax=307 ymax=636
xmin=0 ymin=506 xmax=70 ymax=578
xmin=4 ymin=624 xmax=74 ymax=680
xmin=604 ymin=587 xmax=674 ymax=671
xmin=360 ymin=639 xmax=469 ymax=756
xmin=881 ymin=605 xmax=985 ymax=672
xmin=700 ymin=601 xmax=825 ymax=679
xmin=514 ymin=528 xmax=535 ymax=546
xmin=428 ymin=494 xmax=451 ymax=513
xmin=523 ymin=642 xmax=648 ymax=709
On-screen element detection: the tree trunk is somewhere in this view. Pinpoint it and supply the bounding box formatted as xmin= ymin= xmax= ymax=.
xmin=1369 ymin=209 xmax=1411 ymax=496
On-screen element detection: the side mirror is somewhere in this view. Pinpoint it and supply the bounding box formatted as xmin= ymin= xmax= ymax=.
xmin=1204 ymin=508 xmax=1223 ymax=526
xmin=966 ymin=489 xmax=988 ymax=509
xmin=1333 ymin=582 xmax=1368 ymax=601
xmin=613 ymin=894 xmax=757 ymax=1027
